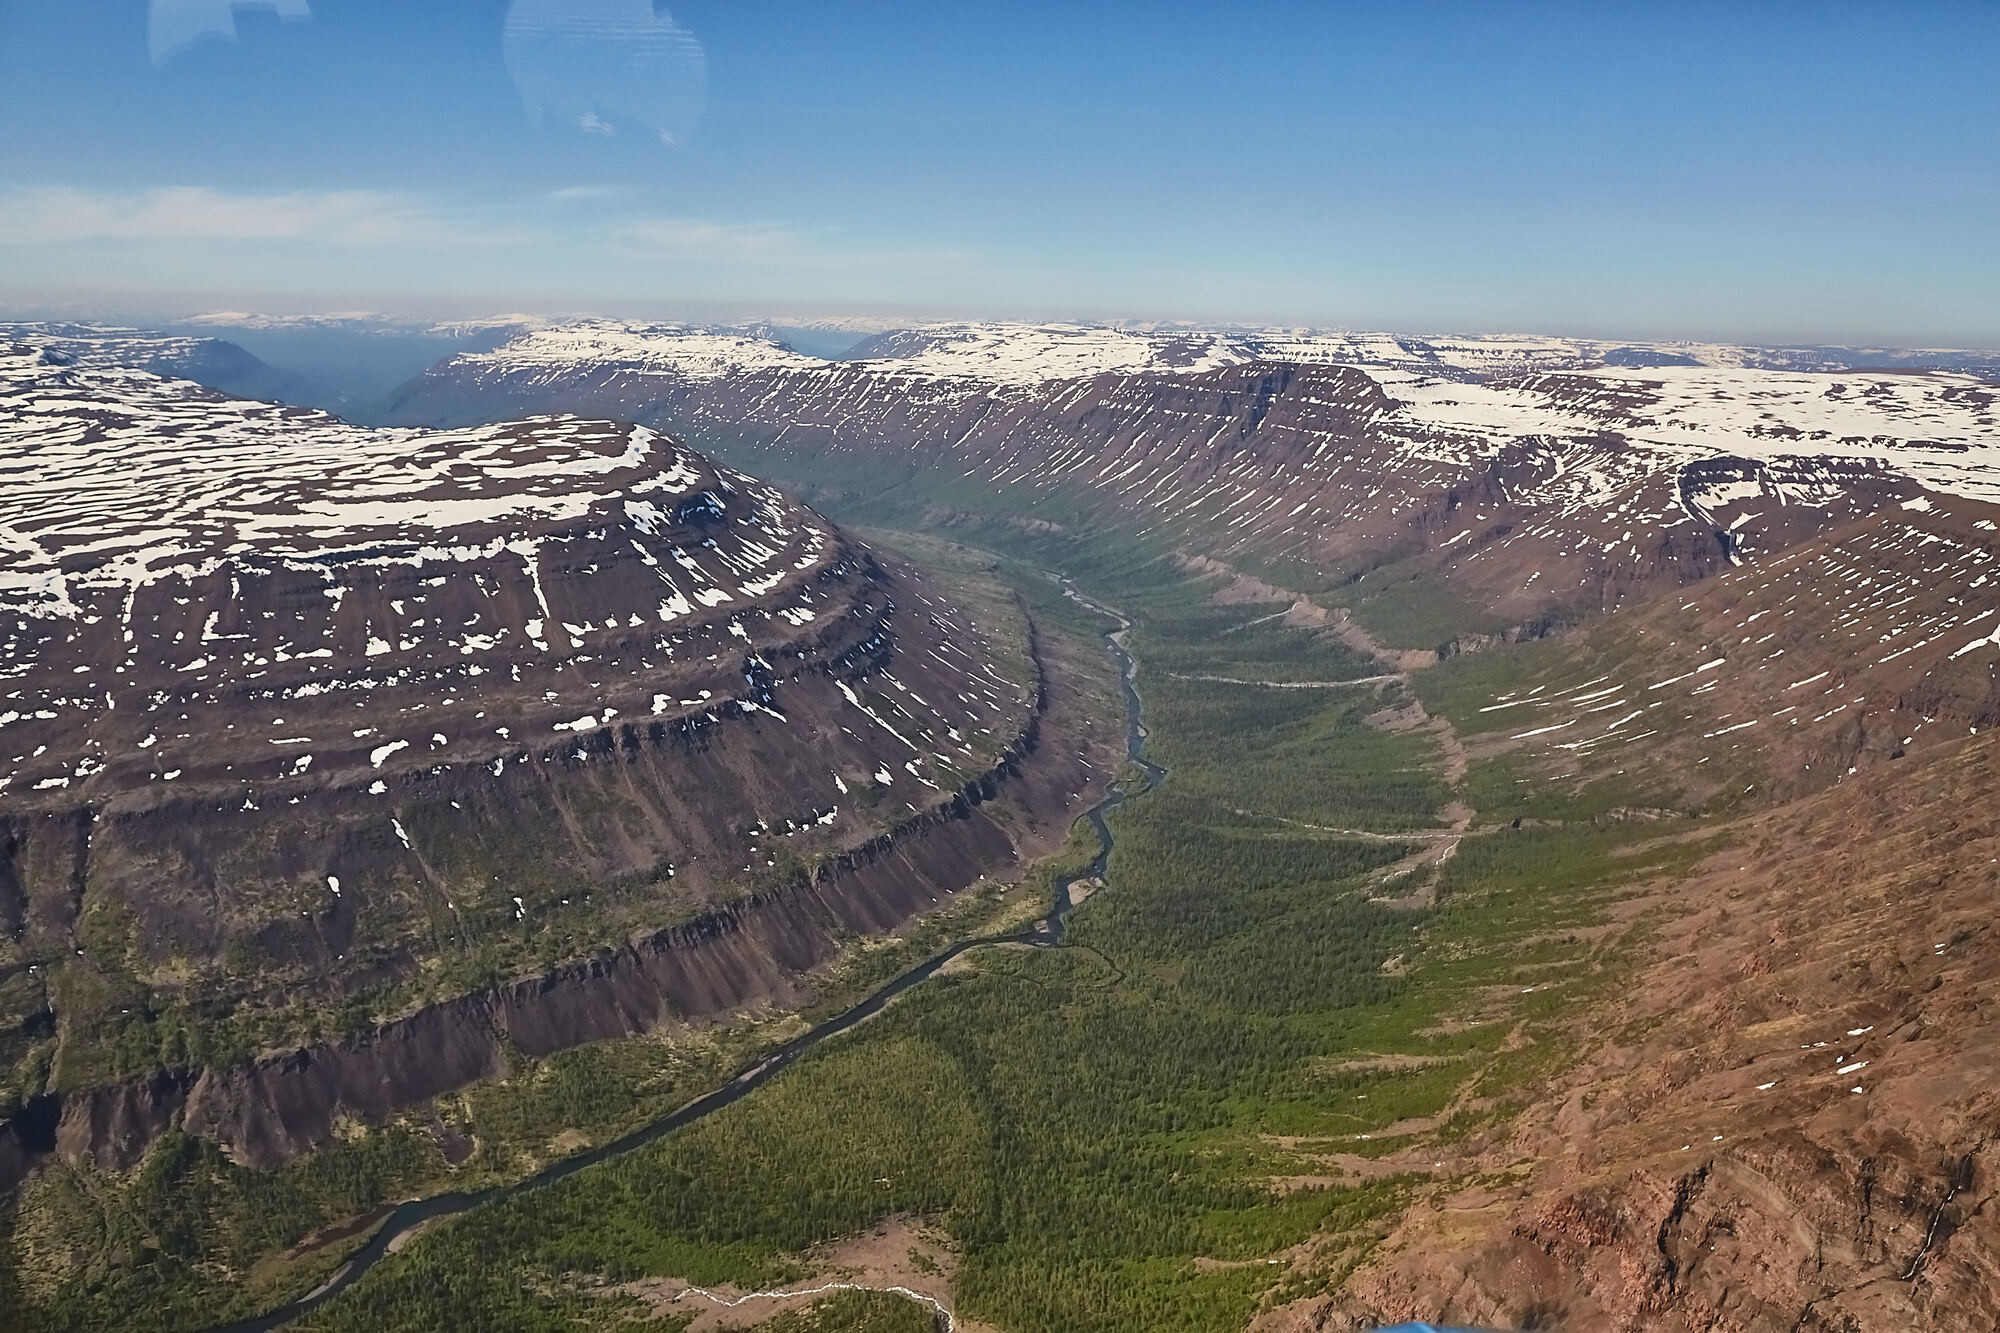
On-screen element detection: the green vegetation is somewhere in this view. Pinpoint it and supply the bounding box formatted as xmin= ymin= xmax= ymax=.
xmin=242 ymin=543 xmax=1681 ymax=1333
xmin=759 ymin=1290 xmax=942 ymax=1333
xmin=3 ymin=481 xmax=1708 ymax=1332
xmin=3 ymin=537 xmax=1051 ymax=1113
xmin=1137 ymin=604 xmax=1375 ymax=684
xmin=0 ymin=839 xmax=1084 ymax=1333
xmin=1144 ymin=682 xmax=1446 ymax=831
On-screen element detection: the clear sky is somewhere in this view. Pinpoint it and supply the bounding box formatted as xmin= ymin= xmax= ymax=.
xmin=1 ymin=0 xmax=1996 ymax=345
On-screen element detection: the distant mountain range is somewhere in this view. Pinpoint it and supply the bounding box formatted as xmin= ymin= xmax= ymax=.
xmin=384 ymin=316 xmax=2000 ymax=611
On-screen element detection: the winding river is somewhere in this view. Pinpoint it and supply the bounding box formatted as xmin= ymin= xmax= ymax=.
xmin=219 ymin=579 xmax=1158 ymax=1331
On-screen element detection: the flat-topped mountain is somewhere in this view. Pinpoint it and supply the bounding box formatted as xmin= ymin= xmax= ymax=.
xmin=387 ymin=324 xmax=2000 ymax=541
xmin=389 ymin=317 xmax=2000 ymax=405
xmin=1 ymin=340 xmax=852 ymax=807
xmin=0 ymin=322 xmax=302 ymax=402
xmin=0 ymin=334 xmax=1106 ymax=1182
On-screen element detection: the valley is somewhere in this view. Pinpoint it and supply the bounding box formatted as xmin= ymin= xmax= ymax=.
xmin=1 ymin=319 xmax=1997 ymax=1332
xmin=248 ymin=522 xmax=1676 ymax=1333
xmin=6 ymin=5 xmax=1994 ymax=1329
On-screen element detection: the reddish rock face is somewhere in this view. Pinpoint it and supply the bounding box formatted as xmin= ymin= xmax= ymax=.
xmin=380 ymin=321 xmax=2000 ymax=789
xmin=1260 ymin=734 xmax=2000 ymax=1333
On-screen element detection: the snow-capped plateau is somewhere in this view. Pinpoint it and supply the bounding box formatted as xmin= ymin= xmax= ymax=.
xmin=444 ymin=320 xmax=825 ymax=384
xmin=0 ymin=340 xmax=814 ymax=627
xmin=0 ymin=334 xmax=1031 ymax=835
xmin=178 ymin=310 xmax=552 ymax=339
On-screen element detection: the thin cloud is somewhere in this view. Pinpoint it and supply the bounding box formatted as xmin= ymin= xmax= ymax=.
xmin=546 ymin=184 xmax=630 ymax=203
xmin=0 ymin=185 xmax=994 ymax=313
xmin=149 ymin=0 xmax=312 ymax=65
xmin=611 ymin=217 xmax=979 ymax=276
xmin=504 ymin=0 xmax=706 ymax=149
xmin=615 ymin=217 xmax=800 ymax=261
xmin=0 ymin=185 xmax=448 ymax=247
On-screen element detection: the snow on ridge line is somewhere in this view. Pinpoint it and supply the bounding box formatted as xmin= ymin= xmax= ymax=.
xmin=846 ymin=322 xmax=1252 ymax=386
xmin=442 ymin=319 xmax=2000 ymax=513
xmin=455 ymin=317 xmax=2000 ymax=390
xmin=451 ymin=320 xmax=826 ymax=382
xmin=1374 ymin=363 xmax=2000 ymax=506
xmin=0 ymin=340 xmax=754 ymax=610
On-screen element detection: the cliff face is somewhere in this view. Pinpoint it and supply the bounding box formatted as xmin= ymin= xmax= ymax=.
xmin=0 ymin=656 xmax=1101 ymax=1184
xmin=0 ymin=335 xmax=1108 ymax=1185
xmin=378 ymin=322 xmax=2000 ymax=795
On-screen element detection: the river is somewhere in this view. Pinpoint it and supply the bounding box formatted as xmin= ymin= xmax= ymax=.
xmin=218 ymin=578 xmax=1157 ymax=1331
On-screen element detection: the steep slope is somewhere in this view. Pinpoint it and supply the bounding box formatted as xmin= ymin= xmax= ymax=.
xmin=1424 ymin=491 xmax=2000 ymax=804
xmin=1276 ymin=725 xmax=2000 ymax=1333
xmin=0 ymin=336 xmax=1106 ymax=1185
xmin=385 ymin=321 xmax=2000 ymax=647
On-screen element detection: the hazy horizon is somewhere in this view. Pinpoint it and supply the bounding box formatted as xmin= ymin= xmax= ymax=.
xmin=12 ymin=298 xmax=2000 ymax=359
xmin=2 ymin=1 xmax=1998 ymax=347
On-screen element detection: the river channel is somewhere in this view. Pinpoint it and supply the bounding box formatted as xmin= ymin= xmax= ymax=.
xmin=219 ymin=577 xmax=1158 ymax=1331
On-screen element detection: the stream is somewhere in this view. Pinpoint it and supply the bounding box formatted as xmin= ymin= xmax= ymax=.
xmin=218 ymin=578 xmax=1157 ymax=1331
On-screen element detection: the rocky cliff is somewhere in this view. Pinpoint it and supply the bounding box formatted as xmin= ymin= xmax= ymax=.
xmin=0 ymin=334 xmax=1107 ymax=1185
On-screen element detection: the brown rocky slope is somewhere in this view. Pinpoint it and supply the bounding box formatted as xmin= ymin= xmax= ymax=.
xmin=1261 ymin=722 xmax=2000 ymax=1331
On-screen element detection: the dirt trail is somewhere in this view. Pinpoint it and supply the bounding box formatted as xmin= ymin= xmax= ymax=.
xmin=1364 ymin=692 xmax=1470 ymax=787
xmin=616 ymin=1218 xmax=989 ymax=1332
xmin=1178 ymin=553 xmax=1442 ymax=671
xmin=1243 ymin=811 xmax=1455 ymax=842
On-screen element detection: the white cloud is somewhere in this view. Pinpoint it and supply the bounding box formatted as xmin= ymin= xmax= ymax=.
xmin=0 ymin=188 xmax=806 ymax=264
xmin=546 ymin=184 xmax=630 ymax=203
xmin=0 ymin=186 xmax=447 ymax=247
xmin=615 ymin=217 xmax=799 ymax=261
xmin=0 ymin=184 xmax=991 ymax=312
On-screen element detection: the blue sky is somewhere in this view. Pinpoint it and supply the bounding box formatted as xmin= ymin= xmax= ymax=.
xmin=1 ymin=0 xmax=1996 ymax=344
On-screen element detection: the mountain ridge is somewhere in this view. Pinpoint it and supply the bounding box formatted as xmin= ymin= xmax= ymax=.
xmin=0 ymin=331 xmax=1115 ymax=1188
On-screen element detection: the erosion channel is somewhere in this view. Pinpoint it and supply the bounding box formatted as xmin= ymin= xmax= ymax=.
xmin=218 ymin=575 xmax=1160 ymax=1332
